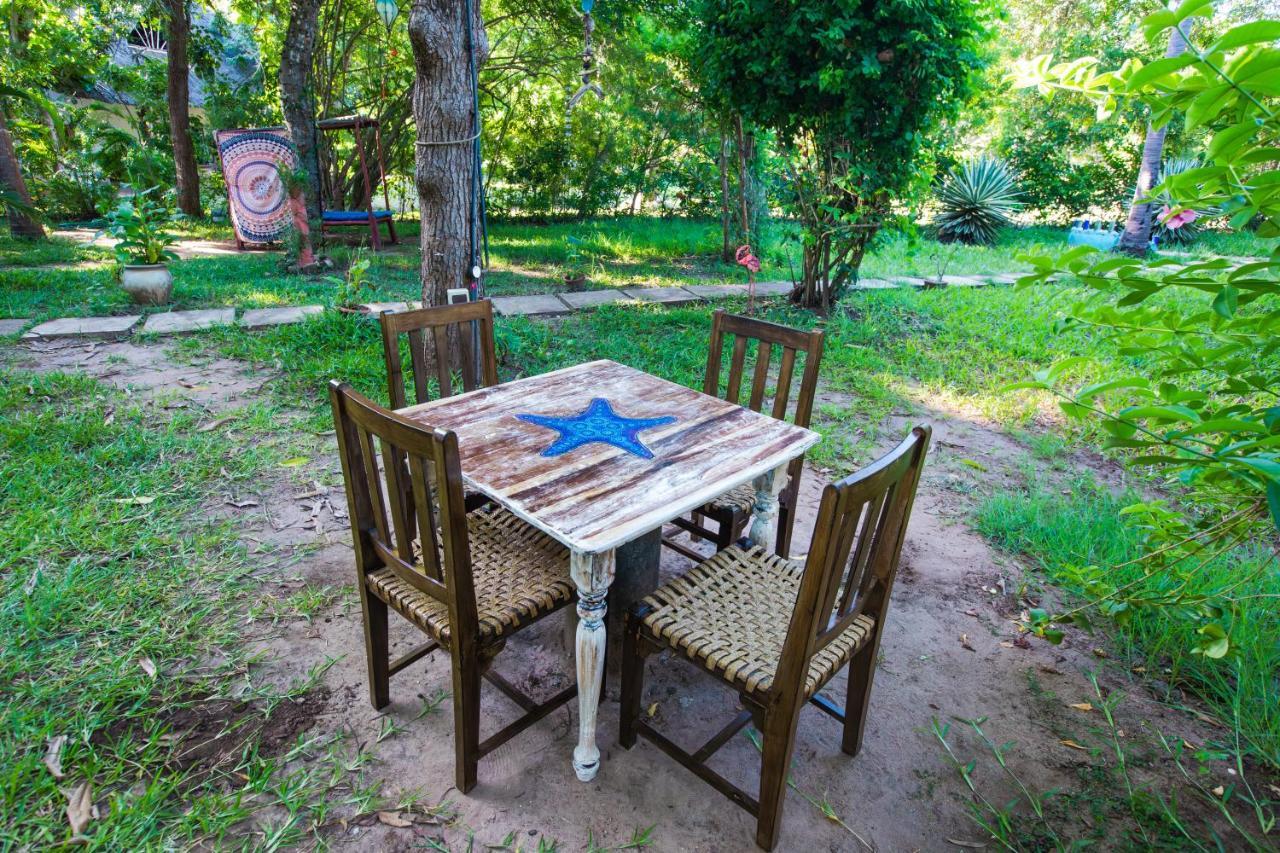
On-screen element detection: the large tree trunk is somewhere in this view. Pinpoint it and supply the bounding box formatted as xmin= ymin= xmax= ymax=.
xmin=409 ymin=0 xmax=487 ymax=307
xmin=0 ymin=107 xmax=44 ymax=239
xmin=166 ymin=0 xmax=201 ymax=217
xmin=1117 ymin=23 xmax=1190 ymax=256
xmin=280 ymin=0 xmax=324 ymax=218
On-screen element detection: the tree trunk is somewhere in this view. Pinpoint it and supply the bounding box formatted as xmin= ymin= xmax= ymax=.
xmin=0 ymin=107 xmax=44 ymax=239
xmin=719 ymin=129 xmax=732 ymax=262
xmin=280 ymin=0 xmax=324 ymax=218
xmin=166 ymin=0 xmax=201 ymax=216
xmin=409 ymin=0 xmax=486 ymax=308
xmin=1117 ymin=23 xmax=1190 ymax=256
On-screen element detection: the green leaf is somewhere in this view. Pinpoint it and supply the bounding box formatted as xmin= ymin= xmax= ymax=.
xmin=1193 ymin=623 xmax=1229 ymax=659
xmin=1211 ymin=285 xmax=1239 ymax=319
xmin=1267 ymin=480 xmax=1280 ymax=533
xmin=1209 ymin=21 xmax=1280 ymax=53
xmin=1125 ymin=54 xmax=1198 ymax=92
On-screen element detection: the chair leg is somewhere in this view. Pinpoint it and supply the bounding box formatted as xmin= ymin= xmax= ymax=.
xmin=775 ymin=501 xmax=794 ymax=559
xmin=451 ymin=652 xmax=482 ymax=792
xmin=361 ymin=587 xmax=390 ymax=710
xmin=619 ymin=607 xmax=649 ymax=749
xmin=755 ymin=707 xmax=800 ymax=852
xmin=842 ymin=641 xmax=879 ymax=757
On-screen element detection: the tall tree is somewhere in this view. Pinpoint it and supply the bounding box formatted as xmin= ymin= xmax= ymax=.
xmin=1116 ymin=21 xmax=1190 ymax=256
xmin=408 ymin=0 xmax=487 ymax=307
xmin=166 ymin=0 xmax=201 ymax=216
xmin=0 ymin=104 xmax=44 ymax=239
xmin=280 ymin=0 xmax=324 ymax=217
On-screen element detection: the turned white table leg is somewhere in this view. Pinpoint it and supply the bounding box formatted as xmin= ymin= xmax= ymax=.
xmin=570 ymin=548 xmax=615 ymax=781
xmin=746 ymin=461 xmax=790 ymax=551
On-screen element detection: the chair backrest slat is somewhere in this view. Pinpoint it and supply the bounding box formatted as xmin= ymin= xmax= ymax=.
xmin=329 ymin=380 xmax=480 ymax=639
xmin=380 ymin=300 xmax=499 ymax=408
xmin=704 ymin=310 xmax=824 ymax=428
xmin=772 ymin=426 xmax=931 ymax=699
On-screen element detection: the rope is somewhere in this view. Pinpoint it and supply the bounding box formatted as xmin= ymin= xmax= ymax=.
xmin=414 ymin=129 xmax=481 ymax=147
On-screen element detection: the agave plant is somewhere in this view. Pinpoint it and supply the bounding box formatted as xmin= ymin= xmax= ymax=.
xmin=934 ymin=156 xmax=1022 ymax=245
xmin=1153 ymin=155 xmax=1209 ymax=247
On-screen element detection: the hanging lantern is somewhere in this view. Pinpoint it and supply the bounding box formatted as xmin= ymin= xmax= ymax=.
xmin=374 ymin=0 xmax=398 ymax=31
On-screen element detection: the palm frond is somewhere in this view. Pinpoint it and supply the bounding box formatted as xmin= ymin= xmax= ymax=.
xmin=934 ymin=156 xmax=1022 ymax=245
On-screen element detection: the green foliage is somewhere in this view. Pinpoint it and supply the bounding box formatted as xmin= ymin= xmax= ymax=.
xmin=697 ymin=0 xmax=993 ymax=306
xmin=106 ymin=191 xmax=178 ymax=266
xmin=935 ymin=156 xmax=1023 ymax=245
xmin=329 ymin=251 xmax=375 ymax=308
xmin=1152 ymin=155 xmax=1209 ymax=246
xmin=1011 ymin=2 xmax=1280 ymax=660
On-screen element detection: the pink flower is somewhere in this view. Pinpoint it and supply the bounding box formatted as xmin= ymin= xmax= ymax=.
xmin=1158 ymin=204 xmax=1197 ymax=230
xmin=735 ymin=244 xmax=761 ymax=273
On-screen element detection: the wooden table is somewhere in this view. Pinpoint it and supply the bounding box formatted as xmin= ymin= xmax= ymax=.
xmin=399 ymin=359 xmax=820 ymax=781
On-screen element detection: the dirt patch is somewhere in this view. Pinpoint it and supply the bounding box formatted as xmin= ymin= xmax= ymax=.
xmin=5 ymin=336 xmax=1253 ymax=850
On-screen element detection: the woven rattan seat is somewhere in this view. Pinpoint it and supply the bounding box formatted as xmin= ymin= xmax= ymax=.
xmin=368 ymin=506 xmax=573 ymax=646
xmin=701 ymin=483 xmax=757 ymax=516
xmin=641 ymin=545 xmax=874 ymax=698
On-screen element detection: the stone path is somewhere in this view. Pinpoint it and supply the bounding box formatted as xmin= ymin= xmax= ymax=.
xmin=3 ymin=273 xmax=1025 ymax=342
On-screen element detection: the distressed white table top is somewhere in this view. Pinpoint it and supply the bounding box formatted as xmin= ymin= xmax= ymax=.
xmin=398 ymin=359 xmax=821 ymax=553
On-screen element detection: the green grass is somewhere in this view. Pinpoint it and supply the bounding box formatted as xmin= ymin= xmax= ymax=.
xmin=0 ymin=234 xmax=112 ymax=268
xmin=0 ymin=369 xmax=366 ymax=847
xmin=974 ymin=476 xmax=1280 ymax=770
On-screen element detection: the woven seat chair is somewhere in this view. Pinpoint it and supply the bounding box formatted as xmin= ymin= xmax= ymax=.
xmin=664 ymin=310 xmax=824 ymax=560
xmin=330 ymin=380 xmax=576 ymax=792
xmin=622 ymin=426 xmax=931 ymax=851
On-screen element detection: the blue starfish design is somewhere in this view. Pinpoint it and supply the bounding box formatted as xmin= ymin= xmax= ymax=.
xmin=516 ymin=398 xmax=677 ymax=459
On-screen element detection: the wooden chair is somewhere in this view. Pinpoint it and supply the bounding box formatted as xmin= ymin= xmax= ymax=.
xmin=665 ymin=310 xmax=824 ymax=559
xmin=329 ymin=380 xmax=577 ymax=792
xmin=621 ymin=426 xmax=931 ymax=851
xmin=379 ymin=299 xmax=499 ymax=409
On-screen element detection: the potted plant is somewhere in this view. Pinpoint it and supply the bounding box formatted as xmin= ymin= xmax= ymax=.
xmin=107 ymin=190 xmax=178 ymax=305
xmin=276 ymin=164 xmax=319 ymax=270
xmin=921 ymin=242 xmax=959 ymax=289
xmin=562 ymin=235 xmax=599 ymax=292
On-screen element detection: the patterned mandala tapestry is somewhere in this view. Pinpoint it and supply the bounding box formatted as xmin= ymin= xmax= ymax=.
xmin=214 ymin=129 xmax=297 ymax=246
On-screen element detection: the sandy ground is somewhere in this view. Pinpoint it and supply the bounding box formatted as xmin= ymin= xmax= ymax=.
xmin=9 ymin=338 xmax=1243 ymax=851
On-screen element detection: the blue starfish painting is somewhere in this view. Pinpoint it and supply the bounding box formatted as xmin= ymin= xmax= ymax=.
xmin=516 ymin=398 xmax=676 ymax=459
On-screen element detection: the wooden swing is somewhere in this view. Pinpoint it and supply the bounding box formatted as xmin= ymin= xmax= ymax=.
xmin=318 ymin=114 xmax=398 ymax=250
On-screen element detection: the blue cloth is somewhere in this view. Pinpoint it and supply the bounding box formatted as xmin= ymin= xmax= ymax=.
xmin=517 ymin=398 xmax=676 ymax=459
xmin=322 ymin=209 xmax=394 ymax=222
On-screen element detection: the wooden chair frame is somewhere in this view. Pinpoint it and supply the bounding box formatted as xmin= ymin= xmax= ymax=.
xmin=379 ymin=299 xmax=499 ymax=409
xmin=666 ymin=310 xmax=824 ymax=559
xmin=330 ymin=380 xmax=576 ymax=792
xmin=622 ymin=426 xmax=931 ymax=850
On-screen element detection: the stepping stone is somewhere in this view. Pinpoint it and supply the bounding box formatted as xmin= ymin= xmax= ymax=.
xmin=942 ymin=275 xmax=987 ymax=287
xmin=621 ymin=287 xmax=702 ymax=305
xmin=984 ymin=273 xmax=1023 ymax=285
xmin=241 ymin=305 xmax=324 ymax=329
xmin=685 ymin=284 xmax=749 ymax=299
xmin=0 ymin=318 xmax=31 ymax=336
xmin=891 ymin=276 xmax=927 ymax=288
xmin=752 ymin=280 xmax=794 ymax=296
xmin=358 ymin=301 xmax=411 ymax=315
xmin=559 ymin=289 xmax=629 ymax=310
xmin=850 ymin=278 xmax=897 ymax=290
xmin=490 ymin=294 xmax=572 ymax=317
xmin=142 ymin=309 xmax=235 ymax=335
xmin=24 ymin=315 xmax=140 ymax=340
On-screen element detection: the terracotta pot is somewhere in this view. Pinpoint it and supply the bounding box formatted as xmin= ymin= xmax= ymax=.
xmin=921 ymin=278 xmax=948 ymax=289
xmin=564 ymin=274 xmax=588 ymax=292
xmin=121 ymin=264 xmax=173 ymax=305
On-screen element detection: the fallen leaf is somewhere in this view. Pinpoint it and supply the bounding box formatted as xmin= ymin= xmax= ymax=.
xmin=44 ymin=735 xmax=67 ymax=779
xmin=1038 ymin=665 xmax=1064 ymax=675
xmin=1059 ymin=739 xmax=1089 ymax=751
xmin=998 ymin=641 xmax=1015 ymax=648
xmin=281 ymin=457 xmax=309 ymax=468
xmin=963 ymin=608 xmax=979 ymax=617
xmin=1131 ymin=665 xmax=1147 ymax=674
xmin=113 ymin=496 xmax=155 ymax=505
xmin=377 ymin=811 xmax=413 ymax=828
xmin=959 ymin=458 xmax=988 ymax=472
xmin=23 ymin=567 xmax=39 ymax=596
xmin=139 ymin=657 xmax=157 ymax=678
xmin=1092 ymin=648 xmax=1109 ymax=658
xmin=959 ymin=634 xmax=975 ymax=652
xmin=1068 ymin=703 xmax=1094 ymax=712
xmin=103 ymin=410 xmax=115 ymax=426
xmin=947 ymin=840 xmax=988 ymax=849
xmin=64 ymin=782 xmax=93 ymax=835
xmin=1266 ymin=784 xmax=1280 ymax=798
xmin=1012 ymin=635 xmax=1032 ymax=649
xmin=1212 ymin=785 xmax=1225 ymax=798
xmin=646 ymin=702 xmax=658 ymax=718
xmin=1182 ymin=739 xmax=1197 ymax=751
xmin=198 ymin=417 xmax=234 ymax=433
xmin=224 ymin=497 xmax=259 ymax=509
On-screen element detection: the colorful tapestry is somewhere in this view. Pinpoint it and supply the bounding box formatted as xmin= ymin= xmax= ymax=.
xmin=516 ymin=398 xmax=676 ymax=459
xmin=214 ymin=128 xmax=297 ymax=246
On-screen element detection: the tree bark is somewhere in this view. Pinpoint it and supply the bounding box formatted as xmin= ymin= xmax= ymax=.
xmin=1117 ymin=23 xmax=1190 ymax=256
xmin=280 ymin=0 xmax=324 ymax=218
xmin=409 ymin=0 xmax=487 ymax=307
xmin=166 ymin=0 xmax=201 ymax=216
xmin=719 ymin=129 xmax=732 ymax=262
xmin=0 ymin=107 xmax=44 ymax=239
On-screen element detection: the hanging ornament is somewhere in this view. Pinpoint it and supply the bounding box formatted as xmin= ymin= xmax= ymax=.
xmin=374 ymin=0 xmax=399 ymax=31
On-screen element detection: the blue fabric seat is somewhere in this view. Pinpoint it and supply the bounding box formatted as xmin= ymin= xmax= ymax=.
xmin=323 ymin=209 xmax=394 ymax=223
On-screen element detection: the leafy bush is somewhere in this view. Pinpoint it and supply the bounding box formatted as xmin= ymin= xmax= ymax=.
xmin=934 ymin=156 xmax=1022 ymax=245
xmin=106 ymin=191 xmax=177 ymax=266
xmin=1152 ymin=155 xmax=1208 ymax=246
